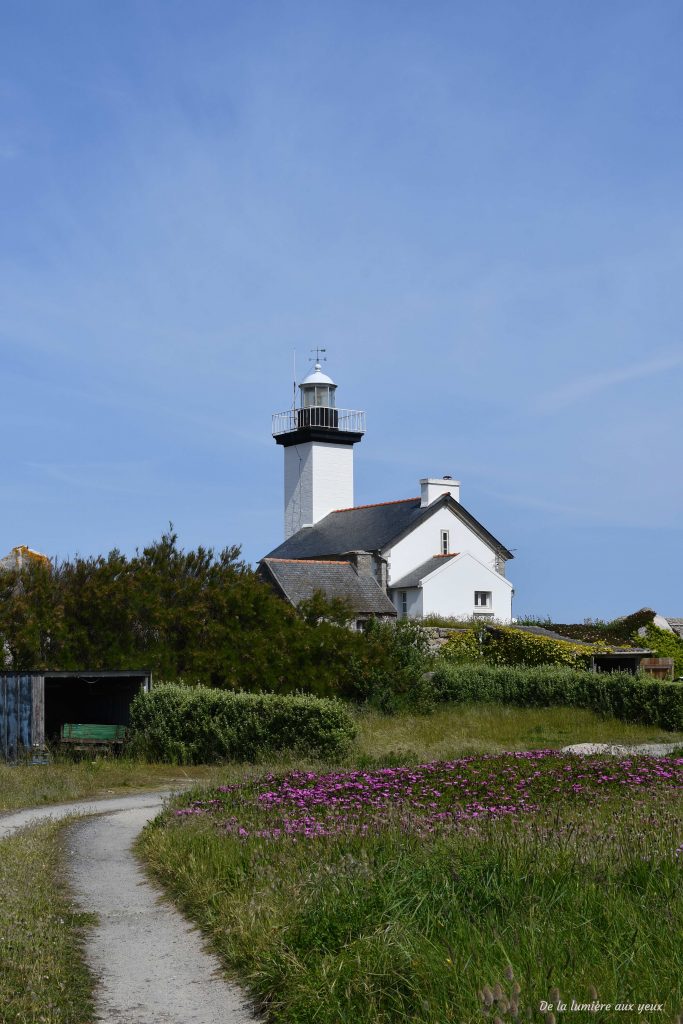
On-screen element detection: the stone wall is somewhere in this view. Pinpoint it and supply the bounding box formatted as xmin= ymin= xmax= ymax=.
xmin=422 ymin=626 xmax=462 ymax=655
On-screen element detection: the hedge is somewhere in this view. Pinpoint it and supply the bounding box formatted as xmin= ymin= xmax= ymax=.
xmin=431 ymin=663 xmax=683 ymax=732
xmin=129 ymin=685 xmax=357 ymax=763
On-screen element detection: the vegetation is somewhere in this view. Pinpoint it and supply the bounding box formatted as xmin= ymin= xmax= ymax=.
xmin=0 ymin=758 xmax=219 ymax=812
xmin=0 ymin=529 xmax=359 ymax=691
xmin=0 ymin=820 xmax=95 ymax=1023
xmin=515 ymin=608 xmax=657 ymax=645
xmin=340 ymin=619 xmax=432 ymax=712
xmin=141 ymin=753 xmax=683 ymax=1024
xmin=129 ymin=685 xmax=357 ymax=764
xmin=0 ymin=532 xmax=434 ymax=708
xmin=432 ymin=663 xmax=683 ymax=731
xmin=440 ymin=624 xmax=607 ymax=668
xmin=638 ymin=623 xmax=683 ymax=677
xmin=3 ymin=704 xmax=682 ymax=811
xmin=351 ymin=704 xmax=683 ymax=762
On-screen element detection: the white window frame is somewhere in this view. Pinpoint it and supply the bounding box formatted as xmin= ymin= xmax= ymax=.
xmin=474 ymin=590 xmax=492 ymax=608
xmin=440 ymin=530 xmax=449 ymax=555
xmin=400 ymin=591 xmax=408 ymax=617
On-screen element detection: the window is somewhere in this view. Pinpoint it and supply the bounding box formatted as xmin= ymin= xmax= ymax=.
xmin=474 ymin=591 xmax=492 ymax=608
xmin=400 ymin=591 xmax=408 ymax=617
xmin=440 ymin=530 xmax=449 ymax=555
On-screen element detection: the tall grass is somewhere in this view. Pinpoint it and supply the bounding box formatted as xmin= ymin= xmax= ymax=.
xmin=141 ymin=763 xmax=683 ymax=1024
xmin=351 ymin=704 xmax=683 ymax=762
xmin=0 ymin=820 xmax=95 ymax=1023
xmin=0 ymin=759 xmax=217 ymax=812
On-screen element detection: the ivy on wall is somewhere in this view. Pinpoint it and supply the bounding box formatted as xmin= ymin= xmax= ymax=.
xmin=636 ymin=624 xmax=683 ymax=677
xmin=441 ymin=625 xmax=609 ymax=669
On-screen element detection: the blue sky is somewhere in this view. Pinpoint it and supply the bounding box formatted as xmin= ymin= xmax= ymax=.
xmin=1 ymin=1 xmax=681 ymax=621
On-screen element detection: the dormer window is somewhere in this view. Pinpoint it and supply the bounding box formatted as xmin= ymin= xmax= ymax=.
xmin=440 ymin=530 xmax=449 ymax=555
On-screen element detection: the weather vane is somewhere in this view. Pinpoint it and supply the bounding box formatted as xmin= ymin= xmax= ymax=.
xmin=310 ymin=347 xmax=327 ymax=367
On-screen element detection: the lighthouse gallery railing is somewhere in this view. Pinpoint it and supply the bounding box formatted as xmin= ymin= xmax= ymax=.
xmin=272 ymin=408 xmax=366 ymax=436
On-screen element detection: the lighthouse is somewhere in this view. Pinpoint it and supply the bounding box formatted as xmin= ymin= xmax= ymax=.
xmin=272 ymin=353 xmax=365 ymax=539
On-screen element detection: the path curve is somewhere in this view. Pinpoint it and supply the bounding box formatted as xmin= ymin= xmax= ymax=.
xmin=1 ymin=793 xmax=259 ymax=1024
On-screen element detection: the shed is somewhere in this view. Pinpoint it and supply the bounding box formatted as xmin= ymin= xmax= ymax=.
xmin=0 ymin=670 xmax=151 ymax=761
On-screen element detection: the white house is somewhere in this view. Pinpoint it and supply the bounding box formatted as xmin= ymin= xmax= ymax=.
xmin=263 ymin=361 xmax=514 ymax=623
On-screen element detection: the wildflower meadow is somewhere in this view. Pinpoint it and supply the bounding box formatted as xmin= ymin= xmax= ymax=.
xmin=142 ymin=751 xmax=683 ymax=1024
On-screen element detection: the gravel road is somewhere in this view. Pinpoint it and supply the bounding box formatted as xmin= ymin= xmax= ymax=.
xmin=0 ymin=792 xmax=260 ymax=1024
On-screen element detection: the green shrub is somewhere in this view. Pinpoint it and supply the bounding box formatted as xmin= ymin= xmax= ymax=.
xmin=340 ymin=620 xmax=433 ymax=713
xmin=516 ymin=609 xmax=656 ymax=645
xmin=485 ymin=626 xmax=606 ymax=668
xmin=636 ymin=624 xmax=683 ymax=677
xmin=440 ymin=625 xmax=607 ymax=669
xmin=129 ymin=685 xmax=357 ymax=763
xmin=436 ymin=628 xmax=483 ymax=664
xmin=432 ymin=663 xmax=683 ymax=731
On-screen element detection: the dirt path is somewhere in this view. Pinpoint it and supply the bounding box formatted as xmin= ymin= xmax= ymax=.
xmin=0 ymin=793 xmax=259 ymax=1024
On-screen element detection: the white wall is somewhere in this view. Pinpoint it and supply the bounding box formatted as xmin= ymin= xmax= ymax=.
xmin=390 ymin=587 xmax=423 ymax=619
xmin=420 ymin=552 xmax=513 ymax=622
xmin=284 ymin=441 xmax=354 ymax=539
xmin=385 ymin=505 xmax=500 ymax=583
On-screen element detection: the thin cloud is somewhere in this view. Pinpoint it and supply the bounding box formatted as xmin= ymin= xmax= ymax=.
xmin=537 ymin=353 xmax=683 ymax=413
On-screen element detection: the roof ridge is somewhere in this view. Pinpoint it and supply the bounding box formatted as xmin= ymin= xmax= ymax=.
xmin=432 ymin=552 xmax=458 ymax=558
xmin=264 ymin=557 xmax=351 ymax=565
xmin=332 ymin=497 xmax=420 ymax=513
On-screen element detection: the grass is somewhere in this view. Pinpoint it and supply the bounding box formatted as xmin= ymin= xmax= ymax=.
xmin=0 ymin=757 xmax=219 ymax=812
xmin=140 ymin=752 xmax=683 ymax=1024
xmin=3 ymin=702 xmax=683 ymax=1022
xmin=0 ymin=819 xmax=95 ymax=1023
xmin=3 ymin=705 xmax=682 ymax=813
xmin=351 ymin=705 xmax=683 ymax=762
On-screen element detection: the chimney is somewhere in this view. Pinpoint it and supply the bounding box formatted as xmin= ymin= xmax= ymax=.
xmin=345 ymin=550 xmax=375 ymax=577
xmin=420 ymin=476 xmax=460 ymax=507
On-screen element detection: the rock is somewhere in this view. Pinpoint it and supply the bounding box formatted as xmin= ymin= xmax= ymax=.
xmin=561 ymin=742 xmax=682 ymax=757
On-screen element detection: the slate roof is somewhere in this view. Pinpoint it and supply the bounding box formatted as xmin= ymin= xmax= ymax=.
xmin=665 ymin=617 xmax=683 ymax=638
xmin=260 ymin=558 xmax=397 ymax=617
xmin=264 ymin=495 xmax=513 ymax=561
xmin=390 ymin=554 xmax=458 ymax=590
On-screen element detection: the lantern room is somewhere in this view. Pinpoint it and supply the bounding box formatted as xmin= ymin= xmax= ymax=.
xmin=299 ymin=361 xmax=337 ymax=408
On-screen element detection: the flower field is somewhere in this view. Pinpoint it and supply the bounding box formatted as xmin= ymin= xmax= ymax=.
xmin=173 ymin=751 xmax=683 ymax=845
xmin=141 ymin=752 xmax=683 ymax=1023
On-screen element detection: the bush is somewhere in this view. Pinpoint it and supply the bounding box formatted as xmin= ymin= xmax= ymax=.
xmin=129 ymin=685 xmax=357 ymax=764
xmin=432 ymin=663 xmax=683 ymax=731
xmin=515 ymin=609 xmax=656 ymax=646
xmin=340 ymin=620 xmax=433 ymax=713
xmin=440 ymin=625 xmax=607 ymax=669
xmin=637 ymin=624 xmax=683 ymax=677
xmin=438 ymin=629 xmax=483 ymax=664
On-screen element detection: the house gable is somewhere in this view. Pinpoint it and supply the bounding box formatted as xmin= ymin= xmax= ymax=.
xmin=383 ymin=500 xmax=510 ymax=585
xmin=411 ymin=551 xmax=513 ymax=621
xmin=265 ymin=493 xmax=512 ymax=567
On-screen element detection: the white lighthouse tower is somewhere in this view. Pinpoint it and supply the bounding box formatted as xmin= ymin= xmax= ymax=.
xmin=272 ymin=353 xmax=366 ymax=540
